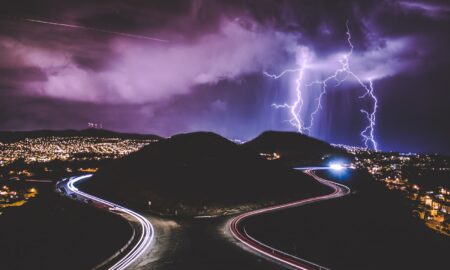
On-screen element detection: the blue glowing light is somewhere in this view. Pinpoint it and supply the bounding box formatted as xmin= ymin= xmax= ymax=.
xmin=329 ymin=163 xmax=345 ymax=171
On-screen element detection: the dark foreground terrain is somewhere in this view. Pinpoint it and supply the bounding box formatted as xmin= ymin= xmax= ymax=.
xmin=243 ymin=169 xmax=449 ymax=270
xmin=82 ymin=132 xmax=334 ymax=216
xmin=244 ymin=131 xmax=349 ymax=165
xmin=0 ymin=183 xmax=132 ymax=270
xmin=147 ymin=215 xmax=288 ymax=270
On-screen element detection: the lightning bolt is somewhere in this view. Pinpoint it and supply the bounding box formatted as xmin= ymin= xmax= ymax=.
xmin=343 ymin=21 xmax=379 ymax=151
xmin=359 ymin=80 xmax=378 ymax=150
xmin=303 ymin=21 xmax=354 ymax=134
xmin=265 ymin=21 xmax=379 ymax=151
xmin=264 ymin=47 xmax=310 ymax=133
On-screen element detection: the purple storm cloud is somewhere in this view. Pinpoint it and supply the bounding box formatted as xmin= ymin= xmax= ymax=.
xmin=0 ymin=0 xmax=449 ymax=154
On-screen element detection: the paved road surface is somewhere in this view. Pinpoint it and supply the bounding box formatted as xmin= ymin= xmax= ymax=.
xmin=229 ymin=169 xmax=351 ymax=270
xmin=58 ymin=175 xmax=155 ymax=270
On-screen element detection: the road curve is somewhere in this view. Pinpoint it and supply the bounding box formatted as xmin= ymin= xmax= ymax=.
xmin=229 ymin=169 xmax=351 ymax=270
xmin=61 ymin=175 xmax=155 ymax=270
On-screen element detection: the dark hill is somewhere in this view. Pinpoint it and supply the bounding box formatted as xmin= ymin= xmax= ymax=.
xmin=82 ymin=132 xmax=329 ymax=216
xmin=244 ymin=131 xmax=350 ymax=165
xmin=0 ymin=129 xmax=161 ymax=142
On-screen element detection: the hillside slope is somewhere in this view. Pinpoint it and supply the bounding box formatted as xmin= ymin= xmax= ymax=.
xmin=244 ymin=131 xmax=350 ymax=165
xmin=82 ymin=132 xmax=330 ymax=216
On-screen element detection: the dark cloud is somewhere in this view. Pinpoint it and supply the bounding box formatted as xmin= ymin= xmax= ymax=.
xmin=0 ymin=0 xmax=449 ymax=154
xmin=0 ymin=67 xmax=46 ymax=83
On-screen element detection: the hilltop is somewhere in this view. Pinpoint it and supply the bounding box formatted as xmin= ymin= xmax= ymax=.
xmin=244 ymin=131 xmax=350 ymax=165
xmin=81 ymin=132 xmax=331 ymax=216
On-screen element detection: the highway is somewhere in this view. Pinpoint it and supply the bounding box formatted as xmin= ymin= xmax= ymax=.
xmin=60 ymin=175 xmax=155 ymax=270
xmin=229 ymin=168 xmax=351 ymax=270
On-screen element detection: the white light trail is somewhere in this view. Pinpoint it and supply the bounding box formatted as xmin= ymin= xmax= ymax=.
xmin=229 ymin=168 xmax=351 ymax=270
xmin=66 ymin=175 xmax=155 ymax=270
xmin=24 ymin=18 xmax=169 ymax=43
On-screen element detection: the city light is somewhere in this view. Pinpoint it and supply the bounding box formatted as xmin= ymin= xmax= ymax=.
xmin=336 ymin=144 xmax=450 ymax=236
xmin=0 ymin=136 xmax=158 ymax=166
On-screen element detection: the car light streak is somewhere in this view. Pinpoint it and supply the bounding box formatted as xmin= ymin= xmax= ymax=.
xmin=64 ymin=175 xmax=155 ymax=270
xmin=229 ymin=169 xmax=350 ymax=270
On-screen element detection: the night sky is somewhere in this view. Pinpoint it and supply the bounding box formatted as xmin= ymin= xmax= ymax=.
xmin=0 ymin=0 xmax=449 ymax=154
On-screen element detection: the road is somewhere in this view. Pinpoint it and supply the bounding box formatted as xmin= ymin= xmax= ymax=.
xmin=229 ymin=168 xmax=351 ymax=270
xmin=59 ymin=175 xmax=155 ymax=270
xmin=57 ymin=168 xmax=348 ymax=270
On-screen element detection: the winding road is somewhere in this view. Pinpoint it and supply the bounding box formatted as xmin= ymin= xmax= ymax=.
xmin=59 ymin=175 xmax=155 ymax=270
xmin=230 ymin=168 xmax=351 ymax=270
xmin=57 ymin=167 xmax=349 ymax=270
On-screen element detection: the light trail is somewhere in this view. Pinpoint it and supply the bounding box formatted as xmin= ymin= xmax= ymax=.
xmin=23 ymin=18 xmax=169 ymax=43
xmin=64 ymin=175 xmax=155 ymax=270
xmin=25 ymin=179 xmax=53 ymax=183
xmin=229 ymin=168 xmax=351 ymax=270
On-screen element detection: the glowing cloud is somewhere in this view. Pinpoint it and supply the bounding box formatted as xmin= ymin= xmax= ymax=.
xmin=265 ymin=22 xmax=381 ymax=150
xmin=7 ymin=20 xmax=296 ymax=104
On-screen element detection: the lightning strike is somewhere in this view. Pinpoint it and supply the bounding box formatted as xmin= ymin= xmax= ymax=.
xmin=303 ymin=21 xmax=354 ymax=134
xmin=266 ymin=21 xmax=379 ymax=150
xmin=359 ymin=80 xmax=378 ymax=150
xmin=263 ymin=69 xmax=302 ymax=80
xmin=264 ymin=47 xmax=310 ymax=133
xmin=342 ymin=22 xmax=379 ymax=150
